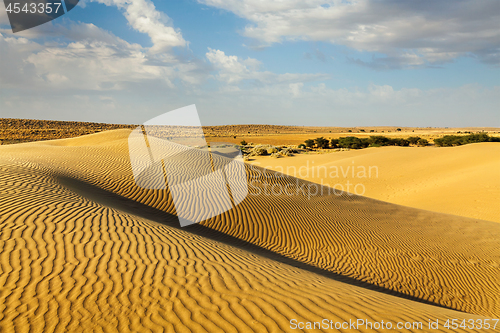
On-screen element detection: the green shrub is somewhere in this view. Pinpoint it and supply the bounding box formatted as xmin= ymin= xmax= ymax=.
xmin=369 ymin=136 xmax=391 ymax=146
xmin=240 ymin=140 xmax=247 ymax=145
xmin=407 ymin=136 xmax=421 ymax=145
xmin=390 ymin=138 xmax=409 ymax=146
xmin=434 ymin=133 xmax=495 ymax=147
xmin=304 ymin=139 xmax=315 ymax=148
xmin=338 ymin=136 xmax=370 ymax=149
xmin=417 ymin=138 xmax=428 ymax=146
xmin=314 ymin=137 xmax=330 ymax=149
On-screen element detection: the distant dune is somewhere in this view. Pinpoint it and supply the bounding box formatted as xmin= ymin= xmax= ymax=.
xmin=249 ymin=143 xmax=500 ymax=223
xmin=0 ymin=129 xmax=498 ymax=332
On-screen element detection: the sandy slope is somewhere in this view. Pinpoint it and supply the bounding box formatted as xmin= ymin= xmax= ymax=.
xmin=0 ymin=129 xmax=498 ymax=332
xmin=249 ymin=144 xmax=500 ymax=222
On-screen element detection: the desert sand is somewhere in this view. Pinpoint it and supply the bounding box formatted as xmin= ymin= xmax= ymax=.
xmin=248 ymin=143 xmax=500 ymax=223
xmin=0 ymin=129 xmax=498 ymax=332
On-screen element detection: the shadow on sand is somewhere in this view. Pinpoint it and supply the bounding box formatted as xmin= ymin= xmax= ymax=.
xmin=57 ymin=174 xmax=461 ymax=314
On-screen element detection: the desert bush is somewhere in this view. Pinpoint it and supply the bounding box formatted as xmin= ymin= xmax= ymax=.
xmin=298 ymin=143 xmax=306 ymax=149
xmin=434 ymin=133 xmax=496 ymax=147
xmin=330 ymin=138 xmax=339 ymax=148
xmin=267 ymin=147 xmax=278 ymax=154
xmin=280 ymin=147 xmax=296 ymax=156
xmin=417 ymin=138 xmax=428 ymax=146
xmin=338 ymin=136 xmax=370 ymax=149
xmin=304 ymin=139 xmax=315 ymax=148
xmin=390 ymin=138 xmax=409 ymax=146
xmin=315 ymin=137 xmax=330 ymax=149
xmin=249 ymin=145 xmax=269 ymax=156
xmin=368 ymin=136 xmax=391 ymax=146
xmin=407 ymin=136 xmax=421 ymax=145
xmin=240 ymin=140 xmax=247 ymax=145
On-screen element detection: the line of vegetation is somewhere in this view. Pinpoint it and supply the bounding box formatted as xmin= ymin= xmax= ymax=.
xmin=300 ymin=136 xmax=429 ymax=150
xmin=433 ymin=133 xmax=500 ymax=147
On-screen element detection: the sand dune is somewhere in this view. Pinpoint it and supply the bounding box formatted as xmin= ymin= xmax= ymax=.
xmin=249 ymin=144 xmax=500 ymax=222
xmin=0 ymin=129 xmax=498 ymax=332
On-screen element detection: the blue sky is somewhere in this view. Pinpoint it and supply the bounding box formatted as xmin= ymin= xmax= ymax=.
xmin=0 ymin=0 xmax=499 ymax=126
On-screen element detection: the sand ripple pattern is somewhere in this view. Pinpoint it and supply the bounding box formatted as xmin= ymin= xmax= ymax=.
xmin=0 ymin=130 xmax=497 ymax=332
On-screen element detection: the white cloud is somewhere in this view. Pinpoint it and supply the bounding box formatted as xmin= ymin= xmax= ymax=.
xmin=92 ymin=0 xmax=185 ymax=53
xmin=1 ymin=0 xmax=496 ymax=127
xmin=0 ymin=0 xmax=195 ymax=90
xmin=0 ymin=23 xmax=206 ymax=91
xmin=199 ymin=0 xmax=500 ymax=66
xmin=28 ymin=40 xmax=175 ymax=90
xmin=348 ymin=52 xmax=426 ymax=70
xmin=289 ymin=82 xmax=303 ymax=97
xmin=0 ymin=33 xmax=42 ymax=87
xmin=206 ymin=48 xmax=329 ymax=85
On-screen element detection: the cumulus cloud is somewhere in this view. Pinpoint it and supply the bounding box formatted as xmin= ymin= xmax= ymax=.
xmin=0 ymin=23 xmax=206 ymax=91
xmin=0 ymin=33 xmax=42 ymax=88
xmin=92 ymin=0 xmax=185 ymax=53
xmin=206 ymin=48 xmax=329 ymax=85
xmin=0 ymin=0 xmax=196 ymax=91
xmin=1 ymin=0 xmax=185 ymax=53
xmin=199 ymin=0 xmax=500 ymax=66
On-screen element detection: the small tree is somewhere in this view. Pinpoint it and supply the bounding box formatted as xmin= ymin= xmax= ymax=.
xmin=304 ymin=139 xmax=315 ymax=148
xmin=330 ymin=138 xmax=339 ymax=148
xmin=407 ymin=136 xmax=421 ymax=145
xmin=240 ymin=140 xmax=247 ymax=146
xmin=396 ymin=128 xmax=402 ymax=132
xmin=417 ymin=138 xmax=428 ymax=147
xmin=315 ymin=137 xmax=329 ymax=149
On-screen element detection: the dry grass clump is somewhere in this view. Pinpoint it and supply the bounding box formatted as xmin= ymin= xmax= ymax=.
xmin=243 ymin=144 xmax=298 ymax=158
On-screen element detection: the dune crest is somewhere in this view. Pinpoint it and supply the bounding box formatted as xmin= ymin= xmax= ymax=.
xmin=0 ymin=129 xmax=498 ymax=332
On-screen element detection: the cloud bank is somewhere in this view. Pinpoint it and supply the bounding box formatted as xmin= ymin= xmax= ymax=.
xmin=199 ymin=0 xmax=500 ymax=67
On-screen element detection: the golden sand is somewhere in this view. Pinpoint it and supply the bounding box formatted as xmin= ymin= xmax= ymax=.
xmin=249 ymin=143 xmax=500 ymax=222
xmin=0 ymin=129 xmax=498 ymax=332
